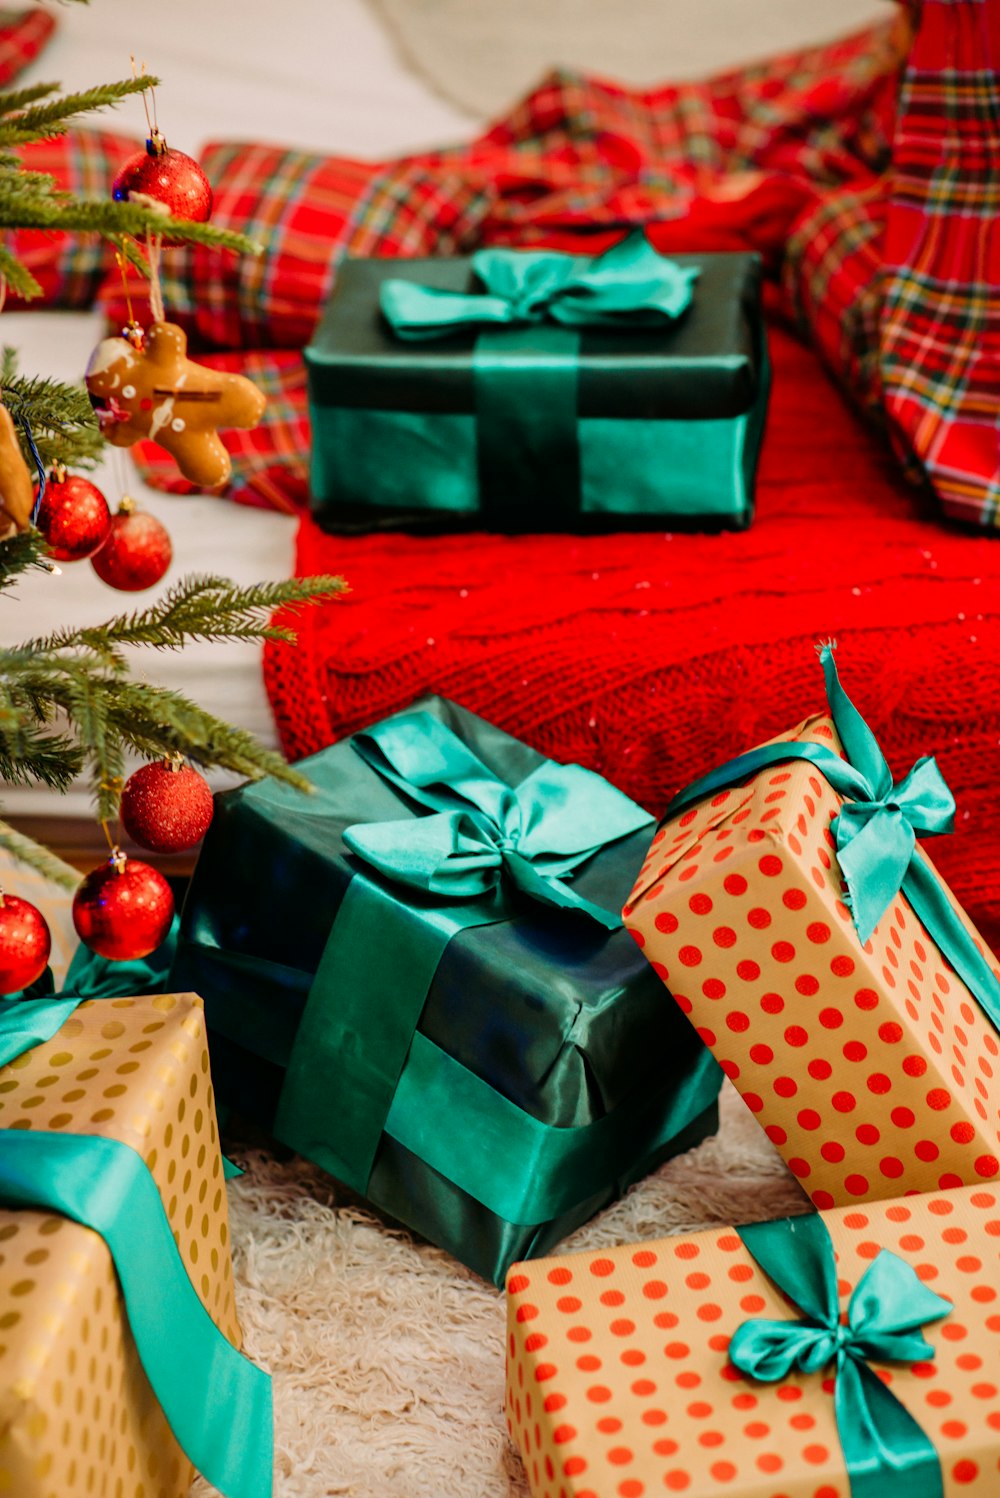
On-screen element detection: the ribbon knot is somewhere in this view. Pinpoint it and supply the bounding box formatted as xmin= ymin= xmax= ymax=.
xmin=341 ymin=710 xmax=653 ymax=931
xmin=810 ymin=646 xmax=956 ymax=945
xmin=379 ymin=231 xmax=700 ymax=340
xmin=729 ymin=1213 xmax=952 ymax=1498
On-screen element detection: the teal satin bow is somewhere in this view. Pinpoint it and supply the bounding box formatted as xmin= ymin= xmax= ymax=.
xmin=731 ymin=1213 xmax=952 ymax=1498
xmin=380 ymin=231 xmax=699 ymax=340
xmin=0 ymin=995 xmax=272 ymax=1498
xmin=345 ymin=709 xmax=653 ymax=929
xmin=664 ymin=646 xmax=1000 ymax=1035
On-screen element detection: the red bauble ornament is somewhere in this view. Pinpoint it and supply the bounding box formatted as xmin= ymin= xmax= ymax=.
xmin=111 ymin=129 xmax=212 ymax=241
xmin=121 ymin=759 xmax=214 ymax=853
xmin=0 ymin=894 xmax=51 ymax=993
xmin=90 ymin=499 xmax=172 ymax=591
xmin=72 ymin=852 xmax=174 ymax=961
xmin=35 ymin=471 xmax=111 ymax=561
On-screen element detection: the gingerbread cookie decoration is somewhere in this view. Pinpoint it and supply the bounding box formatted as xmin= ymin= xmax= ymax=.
xmin=0 ymin=403 xmax=36 ymax=533
xmin=85 ymin=320 xmax=266 ymax=489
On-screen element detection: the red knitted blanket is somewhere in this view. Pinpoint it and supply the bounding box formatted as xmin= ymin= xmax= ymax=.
xmin=265 ymin=320 xmax=1000 ymax=946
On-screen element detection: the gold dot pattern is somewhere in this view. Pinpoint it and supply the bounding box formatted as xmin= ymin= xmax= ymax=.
xmin=506 ymin=1184 xmax=1000 ymax=1497
xmin=625 ymin=712 xmax=1000 ymax=1211
xmin=0 ymin=994 xmax=241 ymax=1498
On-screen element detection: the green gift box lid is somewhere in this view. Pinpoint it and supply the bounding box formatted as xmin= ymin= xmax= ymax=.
xmin=304 ymin=248 xmax=770 ymax=534
xmin=171 ymin=696 xmax=721 ymax=1284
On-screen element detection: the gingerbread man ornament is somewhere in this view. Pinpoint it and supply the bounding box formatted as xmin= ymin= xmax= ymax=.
xmin=0 ymin=404 xmax=35 ymax=533
xmin=85 ymin=320 xmax=266 ymax=488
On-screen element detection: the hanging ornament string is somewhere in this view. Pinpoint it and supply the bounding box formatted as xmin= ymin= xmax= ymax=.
xmin=145 ymin=228 xmax=166 ymax=325
xmin=19 ymin=410 xmax=47 ymax=522
xmin=113 ymin=246 xmax=144 ymax=347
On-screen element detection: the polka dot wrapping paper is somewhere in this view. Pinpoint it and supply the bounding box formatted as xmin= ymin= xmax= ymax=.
xmin=505 ymin=1183 xmax=1000 ymax=1497
xmin=624 ymin=711 xmax=1000 ymax=1210
xmin=0 ymin=993 xmax=242 ymax=1498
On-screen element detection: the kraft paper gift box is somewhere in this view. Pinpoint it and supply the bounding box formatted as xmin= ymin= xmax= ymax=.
xmin=304 ymin=232 xmax=770 ymax=533
xmin=505 ymin=1182 xmax=1000 ymax=1498
xmin=624 ymin=647 xmax=1000 ymax=1212
xmin=169 ymin=695 xmax=722 ymax=1286
xmin=0 ymin=992 xmax=270 ymax=1498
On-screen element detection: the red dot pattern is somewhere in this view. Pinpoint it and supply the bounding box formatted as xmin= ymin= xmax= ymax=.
xmin=506 ymin=1185 xmax=1000 ymax=1497
xmin=623 ymin=721 xmax=1000 ymax=1212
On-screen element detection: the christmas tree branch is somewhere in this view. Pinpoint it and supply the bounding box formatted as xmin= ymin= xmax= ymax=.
xmin=102 ymin=681 xmax=312 ymax=789
xmin=4 ymin=665 xmax=314 ymax=795
xmin=0 ymin=530 xmax=49 ymax=590
xmin=0 ymin=818 xmax=79 ymax=892
xmin=0 ymin=81 xmax=61 ymax=116
xmin=0 ymin=192 xmax=258 ymax=255
xmin=2 ymin=362 xmax=104 ymax=471
xmin=0 ymin=242 xmax=41 ymax=300
xmin=23 ymin=574 xmax=348 ymax=657
xmin=0 ymin=75 xmax=157 ymax=144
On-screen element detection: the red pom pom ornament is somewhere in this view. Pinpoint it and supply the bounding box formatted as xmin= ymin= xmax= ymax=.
xmin=72 ymin=851 xmax=174 ymax=961
xmin=90 ymin=498 xmax=172 ymax=591
xmin=35 ymin=470 xmax=111 ymax=561
xmin=112 ymin=129 xmax=212 ymax=241
xmin=0 ymin=894 xmax=51 ymax=993
xmin=121 ymin=759 xmax=214 ymax=853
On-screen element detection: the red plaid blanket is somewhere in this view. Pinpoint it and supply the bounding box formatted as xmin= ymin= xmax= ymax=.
xmin=786 ymin=0 xmax=1000 ymax=524
xmin=130 ymin=3 xmax=999 ymax=526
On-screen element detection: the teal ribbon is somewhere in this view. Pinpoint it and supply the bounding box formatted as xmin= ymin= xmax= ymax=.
xmin=731 ymin=1212 xmax=952 ymax=1498
xmin=344 ymin=709 xmax=647 ymax=929
xmin=664 ymin=644 xmax=1000 ymax=1029
xmin=380 ymin=232 xmax=699 ymax=338
xmin=275 ymin=711 xmax=655 ymax=1199
xmin=0 ymin=995 xmax=272 ymax=1498
xmin=380 ymin=232 xmax=698 ymax=529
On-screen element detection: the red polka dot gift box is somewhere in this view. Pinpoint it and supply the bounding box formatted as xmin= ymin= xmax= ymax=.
xmin=624 ymin=648 xmax=1000 ymax=1212
xmin=505 ymin=1183 xmax=1000 ymax=1498
xmin=0 ymin=994 xmax=245 ymax=1498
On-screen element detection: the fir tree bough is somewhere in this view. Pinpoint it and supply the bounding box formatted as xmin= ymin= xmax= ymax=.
xmin=0 ymin=46 xmax=347 ymax=904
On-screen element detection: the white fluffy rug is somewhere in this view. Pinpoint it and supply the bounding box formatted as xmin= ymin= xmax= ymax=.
xmin=195 ymin=1084 xmax=807 ymax=1498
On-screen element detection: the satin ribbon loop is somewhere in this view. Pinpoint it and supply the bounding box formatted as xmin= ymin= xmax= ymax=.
xmin=380 ymin=230 xmax=699 ymax=341
xmin=344 ymin=710 xmax=653 ymax=931
xmin=808 ymin=645 xmax=956 ymax=942
xmin=731 ymin=1213 xmax=952 ymax=1498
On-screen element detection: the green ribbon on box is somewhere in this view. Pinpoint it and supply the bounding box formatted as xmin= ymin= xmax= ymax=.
xmin=379 ymin=232 xmax=699 ymax=529
xmin=664 ymin=644 xmax=1000 ymax=1031
xmin=274 ymin=709 xmax=666 ymax=1210
xmin=731 ymin=1211 xmax=952 ymax=1498
xmin=0 ymin=995 xmax=272 ymax=1498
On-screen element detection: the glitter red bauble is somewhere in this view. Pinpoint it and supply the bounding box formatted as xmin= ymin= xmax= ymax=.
xmin=112 ymin=131 xmax=212 ymax=242
xmin=121 ymin=760 xmax=214 ymax=853
xmin=0 ymin=895 xmax=51 ymax=993
xmin=72 ymin=856 xmax=175 ymax=961
xmin=35 ymin=473 xmax=111 ymax=561
xmin=90 ymin=505 xmax=172 ymax=591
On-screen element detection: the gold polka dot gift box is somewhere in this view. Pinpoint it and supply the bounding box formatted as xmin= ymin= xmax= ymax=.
xmin=505 ymin=1183 xmax=1000 ymax=1498
xmin=0 ymin=992 xmax=264 ymax=1498
xmin=624 ymin=647 xmax=1000 ymax=1212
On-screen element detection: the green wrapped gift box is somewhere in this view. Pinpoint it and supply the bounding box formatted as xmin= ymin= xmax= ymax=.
xmin=170 ymin=697 xmax=721 ymax=1285
xmin=304 ymin=234 xmax=770 ymax=533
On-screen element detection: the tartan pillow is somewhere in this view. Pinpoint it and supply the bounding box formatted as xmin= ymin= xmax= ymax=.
xmin=184 ymin=142 xmax=494 ymax=349
xmin=7 ymin=129 xmax=140 ymax=308
xmin=0 ymin=6 xmax=55 ymax=85
xmin=780 ymin=182 xmax=888 ymax=424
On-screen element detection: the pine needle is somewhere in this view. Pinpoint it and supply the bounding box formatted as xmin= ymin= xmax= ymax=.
xmin=0 ymin=818 xmax=80 ymax=892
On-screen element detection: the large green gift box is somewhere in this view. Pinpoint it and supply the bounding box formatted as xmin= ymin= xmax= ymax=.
xmin=304 ymin=234 xmax=770 ymax=533
xmin=170 ymin=697 xmax=721 ymax=1284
